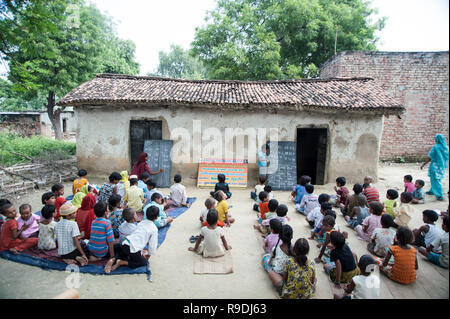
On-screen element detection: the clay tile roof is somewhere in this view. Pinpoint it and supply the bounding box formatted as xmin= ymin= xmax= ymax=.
xmin=57 ymin=73 xmax=404 ymax=115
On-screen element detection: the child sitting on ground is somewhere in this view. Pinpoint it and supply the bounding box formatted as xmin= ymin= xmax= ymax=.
xmin=252 ymin=175 xmax=267 ymax=201
xmin=104 ymin=206 xmax=159 ymax=274
xmin=98 ymin=172 xmax=122 ymax=204
xmin=214 ymin=190 xmax=234 ymax=227
xmin=210 ymin=174 xmax=231 ymax=199
xmin=169 ymin=174 xmax=190 ymax=207
xmin=363 ymin=182 xmax=380 ymax=203
xmin=255 ymin=191 xmax=270 ymax=217
xmin=344 ymin=195 xmax=369 ymax=229
xmin=368 ymin=214 xmax=396 ymax=257
xmin=52 ymin=183 xmax=66 ymax=221
xmin=412 ymin=210 xmax=443 ymax=250
xmin=375 ymin=226 xmax=418 ymax=285
xmin=55 ymin=203 xmax=90 ymax=265
xmin=125 ymin=178 xmax=145 ymax=213
xmin=264 ymin=185 xmax=274 ymax=200
xmin=0 ymin=199 xmax=11 ymax=226
xmin=306 ymin=194 xmax=330 ymax=229
xmin=16 ymin=204 xmax=40 ymax=239
xmin=322 ymin=231 xmax=360 ymax=288
xmin=145 ymin=180 xmax=163 ymax=206
xmin=355 ymin=202 xmax=383 ymax=242
xmin=144 ymin=193 xmax=173 ymax=228
xmin=309 ymin=203 xmax=333 ymax=241
xmin=418 ymin=215 xmax=448 ymax=269
xmin=41 ymin=192 xmax=56 ymax=209
xmin=383 ymin=189 xmax=399 ymax=219
xmin=263 ymin=219 xmax=283 ymax=254
xmin=118 ymin=208 xmax=138 ymax=244
xmin=189 ymin=209 xmax=232 ymax=257
xmin=404 ymin=174 xmax=415 ymax=193
xmin=262 ymin=224 xmax=293 ymax=275
xmin=76 ymin=192 xmax=96 ymax=239
xmin=0 ymin=203 xmax=38 ymax=254
xmin=297 ymin=184 xmax=319 ymax=216
xmin=38 ymin=205 xmax=57 ymax=251
xmin=87 ymin=201 xmax=115 ymax=262
xmin=333 ymin=254 xmax=380 ymax=299
xmin=117 ymin=171 xmax=129 ymax=205
xmin=137 ymin=172 xmax=151 ymax=198
xmin=314 ymin=215 xmax=342 ymax=252
xmin=342 ymin=184 xmax=366 ymax=217
xmin=267 ymin=238 xmax=316 ymax=299
xmin=254 ymin=199 xmax=279 ymax=235
xmin=108 ymin=194 xmax=124 ymax=238
xmin=291 ymin=175 xmax=311 ymax=206
xmin=73 ymin=169 xmax=89 ymax=195
xmin=200 ymin=198 xmax=217 ymax=225
xmin=334 ymin=177 xmax=350 ymax=209
xmin=261 ymin=204 xmax=290 ymax=229
xmin=411 ymin=179 xmax=426 ymax=204
xmin=394 ymin=192 xmax=416 ymax=227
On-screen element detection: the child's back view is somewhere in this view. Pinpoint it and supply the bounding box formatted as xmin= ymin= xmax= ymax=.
xmin=297 ymin=184 xmax=319 ymax=216
xmin=210 ymin=174 xmax=231 ymax=199
xmin=169 ymin=174 xmax=189 ymax=207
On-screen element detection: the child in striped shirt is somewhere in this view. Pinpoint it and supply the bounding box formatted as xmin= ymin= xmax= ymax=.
xmin=87 ymin=201 xmax=115 ymax=262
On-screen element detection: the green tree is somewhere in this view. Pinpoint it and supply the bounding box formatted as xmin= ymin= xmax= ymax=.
xmin=152 ymin=44 xmax=207 ymax=80
xmin=0 ymin=1 xmax=140 ymax=138
xmin=0 ymin=78 xmax=46 ymax=111
xmin=192 ymin=0 xmax=385 ymax=80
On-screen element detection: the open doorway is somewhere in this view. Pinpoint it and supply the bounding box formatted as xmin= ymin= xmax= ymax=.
xmin=296 ymin=128 xmax=328 ymax=185
xmin=130 ymin=120 xmax=162 ymax=167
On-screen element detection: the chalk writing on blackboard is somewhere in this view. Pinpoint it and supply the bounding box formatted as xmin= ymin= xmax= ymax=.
xmin=143 ymin=140 xmax=173 ymax=188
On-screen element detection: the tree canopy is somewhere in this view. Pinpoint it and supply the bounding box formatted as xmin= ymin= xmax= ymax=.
xmin=191 ymin=0 xmax=385 ymax=80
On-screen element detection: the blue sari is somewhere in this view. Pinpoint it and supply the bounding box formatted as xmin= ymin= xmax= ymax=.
xmin=428 ymin=134 xmax=449 ymax=199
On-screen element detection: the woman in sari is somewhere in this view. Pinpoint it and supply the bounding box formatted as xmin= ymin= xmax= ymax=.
xmin=421 ymin=134 xmax=449 ymax=201
xmin=130 ymin=152 xmax=164 ymax=177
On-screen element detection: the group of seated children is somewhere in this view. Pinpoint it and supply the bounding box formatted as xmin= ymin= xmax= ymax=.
xmin=0 ymin=169 xmax=192 ymax=274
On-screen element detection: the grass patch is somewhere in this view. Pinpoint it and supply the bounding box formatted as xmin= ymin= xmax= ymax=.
xmin=0 ymin=132 xmax=76 ymax=167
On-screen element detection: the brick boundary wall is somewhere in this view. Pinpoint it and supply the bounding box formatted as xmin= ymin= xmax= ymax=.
xmin=319 ymin=51 xmax=449 ymax=161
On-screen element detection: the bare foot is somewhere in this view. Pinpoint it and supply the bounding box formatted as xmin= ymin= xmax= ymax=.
xmin=75 ymin=256 xmax=88 ymax=266
xmin=9 ymin=248 xmax=19 ymax=255
xmin=104 ymin=258 xmax=115 ymax=274
xmin=110 ymin=260 xmax=122 ymax=272
xmin=63 ymin=259 xmax=76 ymax=265
xmin=89 ymin=255 xmax=102 ymax=262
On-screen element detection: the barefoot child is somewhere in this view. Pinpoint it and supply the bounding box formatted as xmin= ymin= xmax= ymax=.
xmin=108 ymin=194 xmax=124 ymax=238
xmin=118 ymin=208 xmax=138 ymax=244
xmin=263 ymin=219 xmax=283 ymax=254
xmin=306 ymin=194 xmax=330 ymax=229
xmin=309 ymin=202 xmax=333 ymax=240
xmin=344 ymin=195 xmax=369 ymax=229
xmin=214 ymin=190 xmax=234 ymax=226
xmin=368 ymin=214 xmax=396 ymax=257
xmin=355 ymin=202 xmax=383 ymax=242
xmin=254 ymin=199 xmax=279 ymax=235
xmin=189 ymin=209 xmax=232 ymax=257
xmin=87 ymin=201 xmax=115 ymax=262
xmin=383 ymin=189 xmax=399 ymax=219
xmin=52 ymin=183 xmax=66 ymax=221
xmin=404 ymin=175 xmax=415 ymax=193
xmin=291 ymin=175 xmax=311 ymax=207
xmin=412 ymin=210 xmax=443 ymax=250
xmin=144 ymin=193 xmax=174 ymax=228
xmin=16 ymin=204 xmax=40 ymax=239
xmin=125 ymin=177 xmax=145 ymax=213
xmin=255 ymin=191 xmax=269 ymax=215
xmin=200 ymin=198 xmax=218 ymax=225
xmin=418 ymin=215 xmax=449 ymax=269
xmin=98 ymin=172 xmax=122 ymax=204
xmin=262 ymin=224 xmax=293 ymax=275
xmin=104 ymin=205 xmax=159 ymax=274
xmin=411 ymin=179 xmax=426 ymax=204
xmin=210 ymin=174 xmax=232 ymax=199
xmin=55 ymin=203 xmax=89 ymax=265
xmin=0 ymin=204 xmax=38 ymax=254
xmin=297 ymin=184 xmax=319 ymax=216
xmin=38 ymin=205 xmax=57 ymax=250
xmin=169 ymin=174 xmax=190 ymax=207
xmin=334 ymin=177 xmax=350 ymax=208
xmin=252 ymin=175 xmax=267 ymax=201
xmin=394 ymin=192 xmax=416 ymax=227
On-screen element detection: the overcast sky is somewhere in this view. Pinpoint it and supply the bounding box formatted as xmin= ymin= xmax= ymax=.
xmin=1 ymin=0 xmax=448 ymax=78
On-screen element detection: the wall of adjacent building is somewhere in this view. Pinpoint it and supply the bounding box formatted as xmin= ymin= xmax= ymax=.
xmin=320 ymin=51 xmax=449 ymax=161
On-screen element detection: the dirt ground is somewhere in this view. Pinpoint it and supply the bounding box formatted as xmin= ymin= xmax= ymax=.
xmin=0 ymin=162 xmax=448 ymax=299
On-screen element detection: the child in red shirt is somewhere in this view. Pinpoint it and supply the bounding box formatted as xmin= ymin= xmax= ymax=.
xmin=0 ymin=204 xmax=38 ymax=254
xmin=52 ymin=183 xmax=66 ymax=221
xmin=258 ymin=191 xmax=270 ymax=221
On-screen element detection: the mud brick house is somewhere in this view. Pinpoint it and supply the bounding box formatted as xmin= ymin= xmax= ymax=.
xmin=58 ymin=74 xmax=403 ymax=185
xmin=320 ymin=51 xmax=449 ymax=161
xmin=0 ymin=112 xmax=41 ymax=137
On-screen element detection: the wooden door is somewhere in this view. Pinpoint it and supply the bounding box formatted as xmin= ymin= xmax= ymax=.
xmin=130 ymin=120 xmax=162 ymax=168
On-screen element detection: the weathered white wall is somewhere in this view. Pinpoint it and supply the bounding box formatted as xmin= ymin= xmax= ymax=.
xmin=75 ymin=105 xmax=383 ymax=185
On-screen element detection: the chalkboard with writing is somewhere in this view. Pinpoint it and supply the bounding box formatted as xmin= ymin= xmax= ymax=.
xmin=143 ymin=140 xmax=173 ymax=188
xmin=266 ymin=141 xmax=297 ymax=190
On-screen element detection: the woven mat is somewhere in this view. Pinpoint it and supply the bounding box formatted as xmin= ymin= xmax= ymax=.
xmin=193 ymin=251 xmax=233 ymax=274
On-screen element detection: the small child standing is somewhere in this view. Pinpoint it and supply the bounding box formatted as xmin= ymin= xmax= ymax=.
xmin=189 ymin=209 xmax=232 ymax=257
xmin=404 ymin=175 xmax=415 ymax=193
xmin=355 ymin=202 xmax=383 ymax=242
xmin=412 ymin=210 xmax=443 ymax=250
xmin=334 ymin=255 xmax=380 ymax=299
xmin=200 ymin=198 xmax=217 ymax=225
xmin=38 ymin=205 xmax=57 ymax=250
xmin=252 ymin=175 xmax=267 ymax=201
xmin=394 ymin=192 xmax=416 ymax=227
xmin=73 ymin=169 xmax=89 ymax=195
xmin=214 ymin=191 xmax=235 ymax=226
xmin=334 ymin=177 xmax=350 ymax=208
xmin=375 ymin=226 xmax=418 ymax=285
xmin=125 ymin=178 xmax=145 ymax=213
xmin=16 ymin=204 xmax=40 ymax=239
xmin=368 ymin=214 xmax=396 ymax=257
xmin=98 ymin=172 xmax=122 ymax=204
xmin=118 ymin=208 xmax=138 ymax=244
xmin=383 ymin=189 xmax=399 ymax=219
xmin=87 ymin=201 xmax=115 ymax=262
xmin=52 ymin=183 xmax=66 ymax=221
xmin=55 ymin=203 xmax=90 ymax=265
xmin=263 ymin=219 xmax=283 ymax=254
xmin=108 ymin=194 xmax=124 ymax=238
xmin=297 ymin=184 xmax=319 ymax=216
xmin=210 ymin=174 xmax=231 ymax=199
xmin=411 ymin=179 xmax=426 ymax=204
xmin=418 ymin=215 xmax=449 ymax=269
xmin=0 ymin=204 xmax=38 ymax=254
xmin=169 ymin=174 xmax=190 ymax=207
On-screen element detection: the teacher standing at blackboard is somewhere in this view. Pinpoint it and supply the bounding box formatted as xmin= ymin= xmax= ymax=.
xmin=257 ymin=144 xmax=270 ymax=177
xmin=131 ymin=152 xmax=164 ymax=177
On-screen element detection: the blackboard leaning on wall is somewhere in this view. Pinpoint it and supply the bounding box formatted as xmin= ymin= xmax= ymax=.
xmin=143 ymin=140 xmax=173 ymax=188
xmin=266 ymin=141 xmax=297 ymax=191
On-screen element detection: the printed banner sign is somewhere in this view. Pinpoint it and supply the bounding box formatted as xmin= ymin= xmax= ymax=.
xmin=197 ymin=159 xmax=248 ymax=189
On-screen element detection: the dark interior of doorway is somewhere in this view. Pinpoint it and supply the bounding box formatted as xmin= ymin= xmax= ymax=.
xmin=130 ymin=120 xmax=162 ymax=167
xmin=296 ymin=128 xmax=328 ymax=185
